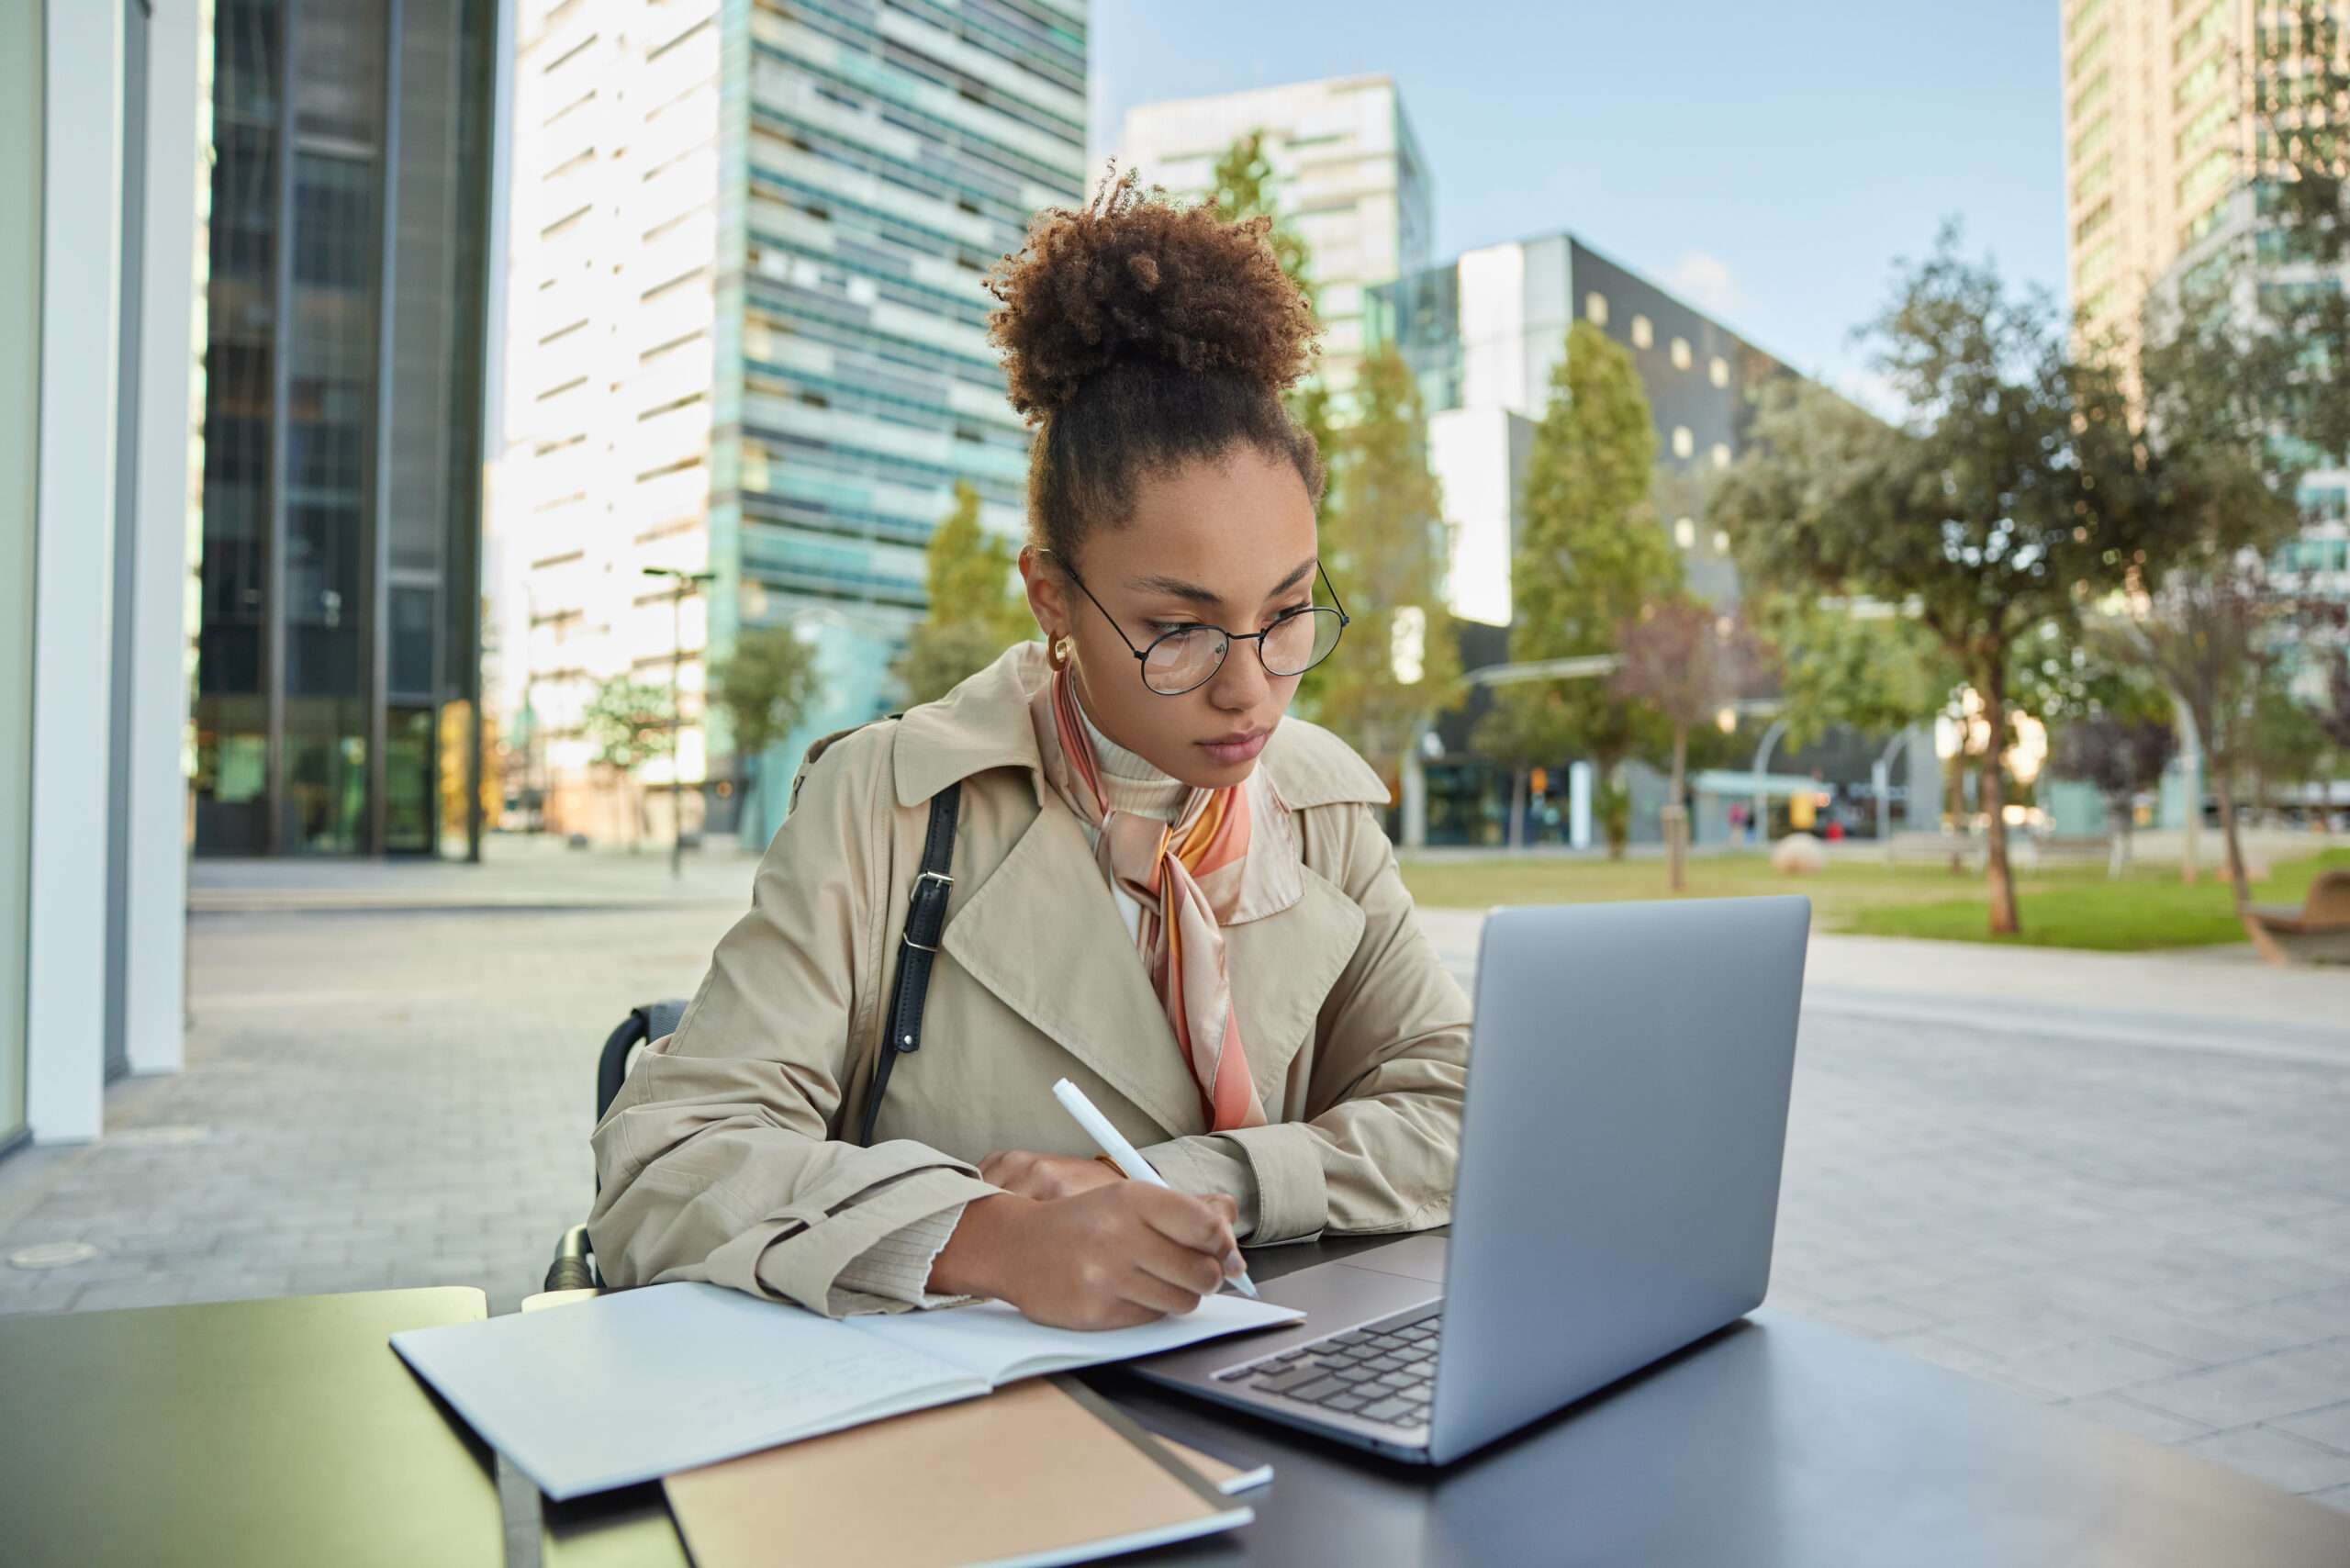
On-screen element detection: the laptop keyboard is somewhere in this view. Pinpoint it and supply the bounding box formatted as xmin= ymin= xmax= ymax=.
xmin=1212 ymin=1308 xmax=1442 ymax=1428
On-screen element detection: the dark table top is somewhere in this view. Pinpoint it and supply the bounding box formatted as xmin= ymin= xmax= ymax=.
xmin=0 ymin=1285 xmax=505 ymax=1568
xmin=540 ymin=1232 xmax=2350 ymax=1566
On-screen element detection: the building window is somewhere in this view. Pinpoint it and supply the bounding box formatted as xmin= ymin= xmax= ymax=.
xmin=1674 ymin=518 xmax=1697 ymax=549
xmin=1712 ymin=442 xmax=1731 ymax=468
xmin=1631 ymin=314 xmax=1652 ymax=349
xmin=1671 ymin=336 xmax=1691 ymax=369
xmin=1709 ymin=355 xmax=1729 ymax=387
xmin=1584 ymin=292 xmax=1607 ymax=325
xmin=1672 ymin=425 xmax=1694 ymax=459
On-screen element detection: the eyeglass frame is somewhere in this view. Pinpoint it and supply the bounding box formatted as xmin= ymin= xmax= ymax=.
xmin=1042 ymin=548 xmax=1351 ymax=696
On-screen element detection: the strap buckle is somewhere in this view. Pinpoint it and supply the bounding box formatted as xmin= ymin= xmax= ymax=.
xmin=915 ymin=869 xmax=954 ymax=890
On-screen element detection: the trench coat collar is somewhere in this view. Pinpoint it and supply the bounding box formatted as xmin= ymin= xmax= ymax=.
xmin=901 ymin=641 xmax=1390 ymax=1138
xmin=892 ymin=640 xmax=1392 ymax=818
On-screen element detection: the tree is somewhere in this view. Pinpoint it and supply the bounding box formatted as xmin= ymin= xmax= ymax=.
xmin=1712 ymin=229 xmax=2159 ymax=935
xmin=584 ymin=676 xmax=674 ymax=848
xmin=1612 ymin=599 xmax=1757 ymax=890
xmin=892 ymin=479 xmax=1034 ymax=706
xmin=2096 ymin=566 xmax=2294 ymax=956
xmin=1303 ymin=343 xmax=1461 ymax=798
xmin=1749 ymin=595 xmax=1958 ymax=752
xmin=1205 ymin=131 xmax=1335 ymax=465
xmin=2248 ymin=669 xmax=2332 ymax=814
xmin=711 ymin=622 xmax=824 ymax=806
xmin=2048 ymin=705 xmax=2176 ymax=877
xmin=1483 ymin=319 xmax=1682 ymax=857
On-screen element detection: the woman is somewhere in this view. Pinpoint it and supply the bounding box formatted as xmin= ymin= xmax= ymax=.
xmin=588 ymin=170 xmax=1470 ymax=1332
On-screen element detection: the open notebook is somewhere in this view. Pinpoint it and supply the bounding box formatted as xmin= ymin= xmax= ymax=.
xmin=664 ymin=1378 xmax=1253 ymax=1568
xmin=390 ymin=1281 xmax=1302 ymax=1500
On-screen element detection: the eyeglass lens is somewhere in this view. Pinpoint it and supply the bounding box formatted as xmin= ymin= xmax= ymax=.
xmin=1142 ymin=608 xmax=1345 ymax=694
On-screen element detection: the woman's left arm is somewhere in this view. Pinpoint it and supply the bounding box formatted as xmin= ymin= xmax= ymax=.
xmin=1146 ymin=801 xmax=1471 ymax=1244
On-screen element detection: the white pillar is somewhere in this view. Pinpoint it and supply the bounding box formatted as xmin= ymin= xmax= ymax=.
xmin=124 ymin=0 xmax=201 ymax=1077
xmin=27 ymin=0 xmax=125 ymax=1141
xmin=1568 ymin=760 xmax=1593 ymax=850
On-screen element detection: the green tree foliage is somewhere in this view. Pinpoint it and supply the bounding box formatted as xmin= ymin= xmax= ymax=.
xmin=711 ymin=622 xmax=824 ymax=796
xmin=1711 ymin=229 xmax=2161 ymax=935
xmin=1205 ymin=131 xmax=1334 ymax=462
xmin=583 ymin=676 xmax=674 ymax=846
xmin=893 ymin=479 xmax=1035 ymax=707
xmin=1304 ymin=343 xmax=1461 ymax=798
xmin=2248 ymin=670 xmax=2332 ymax=808
xmin=1478 ymin=319 xmax=1681 ymax=856
xmin=1750 ymin=597 xmax=1958 ymax=751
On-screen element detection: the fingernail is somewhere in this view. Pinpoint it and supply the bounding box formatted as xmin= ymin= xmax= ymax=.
xmin=1224 ymin=1250 xmax=1244 ymax=1278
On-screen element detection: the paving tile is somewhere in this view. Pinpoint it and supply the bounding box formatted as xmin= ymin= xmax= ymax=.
xmin=2125 ymin=1345 xmax=2350 ymax=1430
xmin=2272 ymin=1400 xmax=2350 ymax=1455
xmin=2058 ymin=1392 xmax=2216 ymax=1445
xmin=2178 ymin=1426 xmax=2350 ymax=1495
xmin=1998 ymin=1336 xmax=2199 ymax=1400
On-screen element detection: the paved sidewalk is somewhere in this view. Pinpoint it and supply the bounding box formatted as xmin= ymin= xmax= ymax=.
xmin=1 ymin=885 xmax=2345 ymax=1517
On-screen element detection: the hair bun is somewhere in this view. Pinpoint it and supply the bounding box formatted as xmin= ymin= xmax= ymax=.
xmin=983 ymin=163 xmax=1321 ymax=423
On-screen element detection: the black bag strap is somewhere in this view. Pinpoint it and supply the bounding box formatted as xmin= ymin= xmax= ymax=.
xmin=861 ymin=779 xmax=961 ymax=1147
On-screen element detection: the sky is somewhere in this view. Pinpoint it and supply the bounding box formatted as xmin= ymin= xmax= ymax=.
xmin=1089 ymin=1 xmax=2067 ymax=411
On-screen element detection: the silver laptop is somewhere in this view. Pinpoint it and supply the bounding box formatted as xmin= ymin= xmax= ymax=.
xmin=1130 ymin=895 xmax=1810 ymax=1464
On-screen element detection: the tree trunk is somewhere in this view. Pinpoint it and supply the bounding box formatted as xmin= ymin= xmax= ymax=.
xmin=1664 ymin=725 xmax=1690 ymax=892
xmin=1979 ymin=680 xmax=2020 ymax=935
xmin=2107 ymin=799 xmax=2127 ymax=879
xmin=2212 ymin=762 xmax=2284 ymax=963
xmin=1508 ymin=764 xmax=1528 ymax=851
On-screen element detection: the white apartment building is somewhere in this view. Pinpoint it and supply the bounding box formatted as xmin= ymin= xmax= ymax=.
xmin=495 ymin=0 xmax=1086 ymax=846
xmin=1116 ymin=74 xmax=1433 ymax=410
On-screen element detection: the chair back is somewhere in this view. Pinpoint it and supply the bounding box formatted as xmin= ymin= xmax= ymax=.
xmin=2301 ymin=869 xmax=2350 ymax=925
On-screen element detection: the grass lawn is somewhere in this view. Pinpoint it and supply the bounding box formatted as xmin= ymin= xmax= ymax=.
xmin=1398 ymin=845 xmax=2350 ymax=953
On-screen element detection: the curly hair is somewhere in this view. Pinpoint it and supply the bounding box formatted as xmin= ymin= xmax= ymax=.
xmin=981 ymin=164 xmax=1326 ymax=568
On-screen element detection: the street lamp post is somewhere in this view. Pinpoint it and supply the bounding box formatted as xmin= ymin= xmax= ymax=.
xmin=1751 ymin=715 xmax=1790 ymax=843
xmin=643 ymin=566 xmax=715 ymax=879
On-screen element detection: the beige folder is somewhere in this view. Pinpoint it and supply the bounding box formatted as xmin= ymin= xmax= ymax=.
xmin=663 ymin=1377 xmax=1251 ymax=1568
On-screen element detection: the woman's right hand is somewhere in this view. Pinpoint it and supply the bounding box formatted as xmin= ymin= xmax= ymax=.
xmin=928 ymin=1184 xmax=1244 ymax=1330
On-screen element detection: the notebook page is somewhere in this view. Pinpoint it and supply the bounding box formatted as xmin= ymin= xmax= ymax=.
xmin=391 ymin=1281 xmax=987 ymax=1499
xmin=847 ymin=1293 xmax=1303 ymax=1386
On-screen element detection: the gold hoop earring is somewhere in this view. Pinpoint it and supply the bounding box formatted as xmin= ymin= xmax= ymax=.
xmin=1048 ymin=636 xmax=1072 ymax=670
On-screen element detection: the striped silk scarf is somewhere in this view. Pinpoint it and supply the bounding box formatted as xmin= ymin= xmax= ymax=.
xmin=1041 ymin=665 xmax=1267 ymax=1132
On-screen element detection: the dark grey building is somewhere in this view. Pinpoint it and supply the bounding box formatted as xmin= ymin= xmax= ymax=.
xmin=1368 ymin=231 xmax=1793 ymax=620
xmin=193 ymin=0 xmax=498 ymax=856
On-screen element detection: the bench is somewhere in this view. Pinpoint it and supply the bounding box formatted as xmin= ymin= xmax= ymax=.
xmin=2246 ymin=869 xmax=2350 ymax=965
xmin=1886 ymin=832 xmax=1976 ymax=871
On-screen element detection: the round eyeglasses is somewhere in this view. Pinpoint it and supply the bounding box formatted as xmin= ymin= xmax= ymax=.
xmin=1048 ymin=552 xmax=1350 ymax=696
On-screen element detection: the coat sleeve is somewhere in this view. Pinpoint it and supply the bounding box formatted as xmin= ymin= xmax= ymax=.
xmin=585 ymin=727 xmax=1005 ymax=1315
xmin=1165 ymin=802 xmax=1470 ymax=1244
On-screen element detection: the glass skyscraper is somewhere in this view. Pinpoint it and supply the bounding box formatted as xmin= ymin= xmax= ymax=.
xmin=497 ymin=0 xmax=1086 ymax=849
xmin=194 ymin=0 xmax=500 ymax=856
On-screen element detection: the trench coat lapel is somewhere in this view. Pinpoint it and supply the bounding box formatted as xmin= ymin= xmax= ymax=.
xmin=1222 ymin=863 xmax=1366 ymax=1115
xmin=940 ymin=799 xmax=1206 ymax=1138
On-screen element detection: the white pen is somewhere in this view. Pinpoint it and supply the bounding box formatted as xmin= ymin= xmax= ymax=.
xmin=1050 ymin=1077 xmax=1259 ymax=1298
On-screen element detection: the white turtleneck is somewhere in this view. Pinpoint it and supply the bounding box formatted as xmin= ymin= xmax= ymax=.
xmin=1074 ymin=697 xmax=1187 ymax=942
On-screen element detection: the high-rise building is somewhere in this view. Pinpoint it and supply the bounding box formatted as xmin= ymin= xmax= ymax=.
xmin=2058 ymin=0 xmax=2252 ymax=362
xmin=2059 ymin=0 xmax=2349 ymax=823
xmin=495 ymin=0 xmax=1086 ymax=848
xmin=9 ymin=0 xmax=204 ymax=1155
xmin=1115 ymin=74 xmax=1432 ymax=411
xmin=1370 ymin=233 xmax=1791 ymax=626
xmin=191 ymin=0 xmax=502 ymax=857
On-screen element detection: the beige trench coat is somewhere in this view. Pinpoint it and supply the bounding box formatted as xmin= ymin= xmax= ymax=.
xmin=587 ymin=641 xmax=1472 ymax=1316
